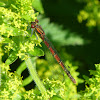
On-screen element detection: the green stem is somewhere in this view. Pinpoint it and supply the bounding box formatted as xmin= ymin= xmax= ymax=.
xmin=25 ymin=57 xmax=46 ymax=94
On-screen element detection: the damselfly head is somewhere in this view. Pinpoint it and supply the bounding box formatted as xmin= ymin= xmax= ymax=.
xmin=35 ymin=19 xmax=39 ymax=23
xmin=31 ymin=22 xmax=35 ymax=28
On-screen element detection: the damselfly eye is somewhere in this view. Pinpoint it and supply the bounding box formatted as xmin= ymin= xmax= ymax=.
xmin=35 ymin=19 xmax=39 ymax=23
xmin=31 ymin=22 xmax=35 ymax=28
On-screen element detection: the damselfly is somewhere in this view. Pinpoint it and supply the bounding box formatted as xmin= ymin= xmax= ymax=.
xmin=31 ymin=19 xmax=76 ymax=84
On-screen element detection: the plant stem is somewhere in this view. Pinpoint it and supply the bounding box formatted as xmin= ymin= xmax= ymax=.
xmin=25 ymin=57 xmax=47 ymax=94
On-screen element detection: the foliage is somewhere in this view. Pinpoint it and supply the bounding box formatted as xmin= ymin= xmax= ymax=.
xmin=36 ymin=59 xmax=83 ymax=99
xmin=77 ymin=0 xmax=100 ymax=30
xmin=0 ymin=0 xmax=46 ymax=99
xmin=79 ymin=64 xmax=100 ymax=100
xmin=32 ymin=0 xmax=44 ymax=14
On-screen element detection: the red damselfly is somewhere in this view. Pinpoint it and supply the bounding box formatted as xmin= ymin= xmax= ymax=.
xmin=31 ymin=19 xmax=76 ymax=84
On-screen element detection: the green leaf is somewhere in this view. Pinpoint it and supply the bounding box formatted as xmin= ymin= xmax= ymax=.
xmin=28 ymin=47 xmax=44 ymax=57
xmin=83 ymin=75 xmax=89 ymax=80
xmin=50 ymin=95 xmax=63 ymax=100
xmin=3 ymin=26 xmax=24 ymax=37
xmin=5 ymin=51 xmax=18 ymax=65
xmin=38 ymin=16 xmax=86 ymax=46
xmin=16 ymin=60 xmax=27 ymax=75
xmin=16 ymin=57 xmax=36 ymax=86
xmin=22 ymin=15 xmax=32 ymax=21
xmin=89 ymin=70 xmax=97 ymax=75
xmin=32 ymin=0 xmax=44 ymax=14
xmin=22 ymin=75 xmax=33 ymax=86
xmin=0 ymin=1 xmax=6 ymax=6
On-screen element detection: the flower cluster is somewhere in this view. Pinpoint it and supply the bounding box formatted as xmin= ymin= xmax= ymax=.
xmin=78 ymin=0 xmax=100 ymax=28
